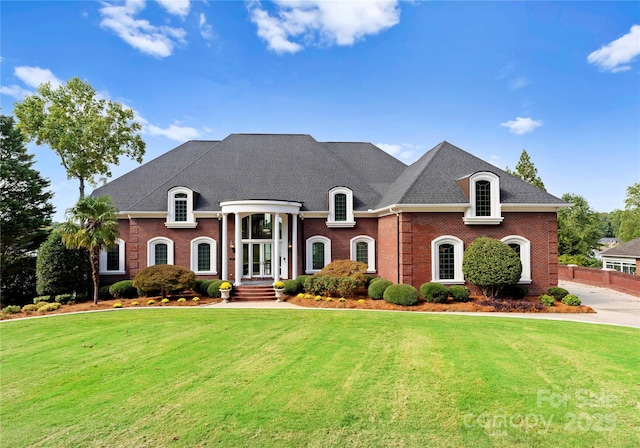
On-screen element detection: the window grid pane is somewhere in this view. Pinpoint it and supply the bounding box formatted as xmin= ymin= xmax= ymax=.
xmin=197 ymin=243 xmax=211 ymax=271
xmin=334 ymin=194 xmax=347 ymax=221
xmin=106 ymin=245 xmax=119 ymax=271
xmin=356 ymin=241 xmax=368 ymax=264
xmin=508 ymin=243 xmax=521 ymax=257
xmin=312 ymin=242 xmax=325 ymax=270
xmin=155 ymin=244 xmax=168 ymax=265
xmin=175 ymin=199 xmax=187 ymax=222
xmin=439 ymin=244 xmax=455 ymax=280
xmin=476 ymin=181 xmax=491 ymax=216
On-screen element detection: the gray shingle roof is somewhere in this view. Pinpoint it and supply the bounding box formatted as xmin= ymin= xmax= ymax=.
xmin=92 ymin=134 xmax=565 ymax=213
xmin=601 ymin=238 xmax=640 ymax=258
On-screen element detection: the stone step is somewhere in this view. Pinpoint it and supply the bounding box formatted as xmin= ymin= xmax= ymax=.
xmin=231 ymin=285 xmax=277 ymax=301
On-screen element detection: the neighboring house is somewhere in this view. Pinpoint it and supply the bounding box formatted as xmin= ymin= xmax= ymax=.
xmin=92 ymin=134 xmax=567 ymax=294
xmin=600 ymin=238 xmax=640 ymax=275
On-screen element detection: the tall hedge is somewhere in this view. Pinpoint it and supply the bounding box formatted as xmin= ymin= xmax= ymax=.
xmin=462 ymin=237 xmax=522 ymax=298
xmin=36 ymin=230 xmax=91 ymax=297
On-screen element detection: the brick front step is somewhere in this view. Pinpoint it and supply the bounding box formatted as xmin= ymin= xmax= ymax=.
xmin=232 ymin=286 xmax=277 ymax=301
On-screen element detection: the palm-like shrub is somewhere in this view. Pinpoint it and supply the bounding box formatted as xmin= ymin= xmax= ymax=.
xmin=462 ymin=237 xmax=522 ymax=298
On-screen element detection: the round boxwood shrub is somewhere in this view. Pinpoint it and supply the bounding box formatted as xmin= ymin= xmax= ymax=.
xmin=283 ymin=279 xmax=302 ymax=295
xmin=420 ymin=282 xmax=449 ymax=303
xmin=383 ymin=284 xmax=420 ymax=306
xmin=462 ymin=237 xmax=522 ymax=298
xmin=194 ymin=279 xmax=206 ymax=293
xmin=448 ymin=285 xmax=471 ymax=302
xmin=562 ymin=294 xmax=581 ymax=306
xmin=99 ymin=285 xmax=113 ymax=300
xmin=198 ymin=280 xmax=215 ymax=295
xmin=109 ymin=280 xmax=138 ymax=299
xmin=540 ymin=294 xmax=555 ymax=307
xmin=368 ymin=279 xmax=392 ymax=300
xmin=206 ymin=280 xmax=226 ymax=298
xmin=296 ymin=275 xmax=312 ymax=291
xmin=547 ymin=287 xmax=569 ymax=301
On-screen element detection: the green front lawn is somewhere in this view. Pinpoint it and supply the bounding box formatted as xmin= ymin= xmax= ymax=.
xmin=1 ymin=309 xmax=638 ymax=447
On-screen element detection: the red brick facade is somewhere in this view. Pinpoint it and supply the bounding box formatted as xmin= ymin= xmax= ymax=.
xmin=107 ymin=211 xmax=559 ymax=295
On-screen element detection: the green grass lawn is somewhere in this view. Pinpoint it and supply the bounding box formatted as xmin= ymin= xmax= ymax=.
xmin=1 ymin=309 xmax=638 ymax=447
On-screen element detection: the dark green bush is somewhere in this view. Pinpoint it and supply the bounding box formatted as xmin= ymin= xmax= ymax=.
xmin=364 ymin=275 xmax=378 ymax=287
xmin=500 ymin=285 xmax=528 ymax=300
xmin=206 ymin=280 xmax=226 ymax=298
xmin=109 ymin=280 xmax=138 ymax=299
xmin=305 ymin=276 xmax=340 ymax=296
xmin=296 ymin=275 xmax=311 ymax=291
xmin=462 ymin=237 xmax=522 ymax=298
xmin=336 ymin=277 xmax=359 ymax=298
xmin=420 ymin=282 xmax=448 ymax=303
xmin=562 ymin=294 xmax=581 ymax=306
xmin=540 ymin=294 xmax=555 ymax=307
xmin=54 ymin=294 xmax=73 ymax=304
xmin=547 ymin=287 xmax=569 ymax=301
xmin=33 ymin=295 xmax=51 ymax=304
xmin=283 ymin=279 xmax=302 ymax=295
xmin=133 ymin=265 xmax=196 ymax=299
xmin=99 ymin=285 xmax=113 ymax=299
xmin=2 ymin=305 xmax=21 ymax=314
xmin=36 ymin=230 xmax=91 ymax=297
xmin=448 ymin=285 xmax=471 ymax=302
xmin=198 ymin=280 xmax=215 ymax=295
xmin=383 ymin=284 xmax=420 ymax=306
xmin=368 ymin=279 xmax=392 ymax=300
xmin=194 ymin=279 xmax=206 ymax=293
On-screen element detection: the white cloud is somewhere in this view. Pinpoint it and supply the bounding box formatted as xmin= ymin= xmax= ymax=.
xmin=588 ymin=24 xmax=640 ymax=73
xmin=147 ymin=123 xmax=200 ymax=141
xmin=508 ymin=76 xmax=528 ymax=90
xmin=199 ymin=13 xmax=214 ymax=40
xmin=14 ymin=66 xmax=63 ymax=89
xmin=248 ymin=0 xmax=400 ymax=54
xmin=376 ymin=143 xmax=414 ymax=160
xmin=376 ymin=143 xmax=401 ymax=155
xmin=99 ymin=0 xmax=187 ymax=58
xmin=155 ymin=0 xmax=190 ymax=18
xmin=0 ymin=84 xmax=31 ymax=99
xmin=500 ymin=117 xmax=543 ymax=135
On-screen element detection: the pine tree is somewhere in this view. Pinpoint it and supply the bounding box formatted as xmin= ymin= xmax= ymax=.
xmin=506 ymin=149 xmax=546 ymax=191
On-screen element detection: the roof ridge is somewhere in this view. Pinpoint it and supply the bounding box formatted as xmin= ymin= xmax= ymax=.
xmin=395 ymin=141 xmax=448 ymax=204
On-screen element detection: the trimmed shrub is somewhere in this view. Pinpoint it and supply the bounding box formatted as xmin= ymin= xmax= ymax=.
xmin=296 ymin=275 xmax=312 ymax=291
xmin=283 ymin=279 xmax=302 ymax=296
xmin=383 ymin=284 xmax=420 ymax=306
xmin=364 ymin=275 xmax=377 ymax=287
xmin=462 ymin=237 xmax=522 ymax=298
xmin=501 ymin=285 xmax=528 ymax=300
xmin=562 ymin=294 xmax=581 ymax=306
xmin=21 ymin=304 xmax=39 ymax=312
xmin=198 ymin=280 xmax=215 ymax=296
xmin=206 ymin=280 xmax=225 ymax=298
xmin=420 ymin=282 xmax=448 ymax=303
xmin=36 ymin=230 xmax=91 ymax=297
xmin=540 ymin=294 xmax=555 ymax=307
xmin=133 ymin=265 xmax=196 ymax=299
xmin=194 ymin=279 xmax=206 ymax=293
xmin=33 ymin=295 xmax=51 ymax=304
xmin=109 ymin=280 xmax=138 ymax=299
xmin=2 ymin=305 xmax=21 ymax=314
xmin=305 ymin=276 xmax=339 ymax=296
xmin=38 ymin=302 xmax=61 ymax=312
xmin=99 ymin=285 xmax=112 ymax=300
xmin=318 ymin=260 xmax=368 ymax=285
xmin=547 ymin=287 xmax=569 ymax=301
xmin=368 ymin=279 xmax=392 ymax=300
xmin=54 ymin=294 xmax=73 ymax=304
xmin=448 ymin=285 xmax=471 ymax=302
xmin=336 ymin=277 xmax=359 ymax=298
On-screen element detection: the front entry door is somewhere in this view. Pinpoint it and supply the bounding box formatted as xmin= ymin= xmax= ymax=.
xmin=243 ymin=242 xmax=272 ymax=278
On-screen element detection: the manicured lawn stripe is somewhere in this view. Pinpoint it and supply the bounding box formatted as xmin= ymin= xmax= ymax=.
xmin=1 ymin=309 xmax=638 ymax=447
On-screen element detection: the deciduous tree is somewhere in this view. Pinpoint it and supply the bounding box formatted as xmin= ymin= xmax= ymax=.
xmin=618 ymin=183 xmax=640 ymax=242
xmin=557 ymin=193 xmax=603 ymax=259
xmin=13 ymin=77 xmax=145 ymax=198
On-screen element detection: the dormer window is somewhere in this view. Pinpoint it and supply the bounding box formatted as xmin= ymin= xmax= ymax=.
xmin=327 ymin=187 xmax=355 ymax=228
xmin=166 ymin=187 xmax=197 ymax=228
xmin=463 ymin=172 xmax=503 ymax=225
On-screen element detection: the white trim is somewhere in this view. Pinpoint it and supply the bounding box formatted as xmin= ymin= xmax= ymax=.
xmin=463 ymin=172 xmax=503 ymax=225
xmin=306 ymin=235 xmax=331 ymax=273
xmin=602 ymin=257 xmax=637 ymax=274
xmin=191 ymin=237 xmax=217 ymax=275
xmin=166 ymin=186 xmax=197 ymax=228
xmin=99 ymin=239 xmax=125 ymax=275
xmin=327 ymin=187 xmax=355 ymax=228
xmin=148 ymin=237 xmax=174 ymax=266
xmin=501 ymin=235 xmax=532 ymax=284
xmin=220 ymin=200 xmax=302 ymax=215
xmin=431 ymin=235 xmax=464 ymax=284
xmin=350 ymin=235 xmax=376 ymax=273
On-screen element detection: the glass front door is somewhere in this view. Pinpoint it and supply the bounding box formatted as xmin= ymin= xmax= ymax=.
xmin=243 ymin=242 xmax=272 ymax=278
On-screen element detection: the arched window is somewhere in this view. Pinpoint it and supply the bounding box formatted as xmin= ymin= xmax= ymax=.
xmin=350 ymin=235 xmax=376 ymax=272
xmin=99 ymin=239 xmax=125 ymax=274
xmin=166 ymin=186 xmax=197 ymax=228
xmin=431 ymin=236 xmax=464 ymax=283
xmin=148 ymin=237 xmax=174 ymax=266
xmin=306 ymin=236 xmax=331 ymax=273
xmin=463 ymin=172 xmax=503 ymax=225
xmin=327 ymin=187 xmax=355 ymax=228
xmin=191 ymin=237 xmax=217 ymax=274
xmin=501 ymin=235 xmax=532 ymax=283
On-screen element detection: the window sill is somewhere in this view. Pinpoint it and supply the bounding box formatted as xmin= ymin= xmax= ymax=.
xmin=99 ymin=270 xmax=126 ymax=275
xmin=165 ymin=222 xmax=198 ymax=229
xmin=433 ymin=279 xmax=466 ymax=285
xmin=462 ymin=217 xmax=504 ymax=225
xmin=326 ymin=221 xmax=356 ymax=228
xmin=194 ymin=271 xmax=218 ymax=276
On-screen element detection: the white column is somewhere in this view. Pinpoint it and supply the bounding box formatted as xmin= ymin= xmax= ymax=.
xmin=234 ymin=213 xmax=242 ymax=286
xmin=273 ymin=213 xmax=280 ymax=282
xmin=221 ymin=213 xmax=228 ymax=280
xmin=291 ymin=213 xmax=298 ymax=279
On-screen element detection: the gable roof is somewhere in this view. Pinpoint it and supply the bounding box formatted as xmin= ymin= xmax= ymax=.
xmin=92 ymin=134 xmax=565 ymax=213
xmin=601 ymin=238 xmax=640 ymax=258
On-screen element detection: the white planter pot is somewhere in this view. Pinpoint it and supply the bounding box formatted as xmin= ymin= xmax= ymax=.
xmin=274 ymin=288 xmax=284 ymax=302
xmin=220 ymin=289 xmax=231 ymax=302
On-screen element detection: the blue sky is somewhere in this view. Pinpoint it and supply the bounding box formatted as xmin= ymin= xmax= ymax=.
xmin=2 ymin=1 xmax=639 ymax=222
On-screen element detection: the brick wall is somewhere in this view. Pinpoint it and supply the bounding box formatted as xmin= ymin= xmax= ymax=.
xmin=558 ymin=265 xmax=640 ymax=297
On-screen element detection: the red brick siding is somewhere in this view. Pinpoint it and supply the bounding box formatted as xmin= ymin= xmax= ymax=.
xmin=558 ymin=265 xmax=640 ymax=297
xmin=378 ymin=214 xmax=399 ymax=282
